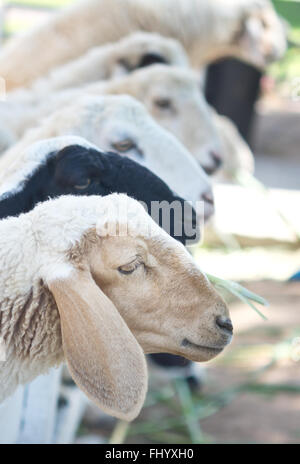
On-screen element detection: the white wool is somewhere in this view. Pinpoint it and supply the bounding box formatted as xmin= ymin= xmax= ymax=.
xmin=24 ymin=32 xmax=189 ymax=96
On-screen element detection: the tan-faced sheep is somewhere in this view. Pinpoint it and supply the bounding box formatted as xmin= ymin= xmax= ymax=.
xmin=0 ymin=66 xmax=222 ymax=175
xmin=0 ymin=0 xmax=286 ymax=90
xmin=0 ymin=191 xmax=232 ymax=420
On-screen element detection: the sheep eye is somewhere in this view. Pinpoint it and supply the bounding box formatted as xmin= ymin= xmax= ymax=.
xmin=260 ymin=17 xmax=268 ymax=29
xmin=154 ymin=98 xmax=172 ymax=110
xmin=74 ymin=178 xmax=91 ymax=190
xmin=118 ymin=259 xmax=143 ymax=275
xmin=112 ymin=139 xmax=135 ymax=153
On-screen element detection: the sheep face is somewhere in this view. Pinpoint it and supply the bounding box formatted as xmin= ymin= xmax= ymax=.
xmin=232 ymin=1 xmax=286 ymax=68
xmin=114 ymin=66 xmax=223 ymax=176
xmin=89 ymin=233 xmax=232 ymax=363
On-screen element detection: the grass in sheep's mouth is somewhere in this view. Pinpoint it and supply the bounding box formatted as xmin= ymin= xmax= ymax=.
xmin=206 ymin=273 xmax=269 ymax=321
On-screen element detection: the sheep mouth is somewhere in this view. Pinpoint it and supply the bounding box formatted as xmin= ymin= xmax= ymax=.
xmin=181 ymin=338 xmax=224 ymax=353
xmin=203 ymin=165 xmax=218 ymax=176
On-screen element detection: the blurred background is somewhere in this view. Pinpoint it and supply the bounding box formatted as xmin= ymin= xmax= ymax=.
xmin=0 ymin=0 xmax=299 ymax=445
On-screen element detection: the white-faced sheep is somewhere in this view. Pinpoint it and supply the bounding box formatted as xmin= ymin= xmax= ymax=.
xmin=0 ymin=136 xmax=200 ymax=246
xmin=22 ymin=32 xmax=189 ymax=96
xmin=8 ymin=30 xmax=254 ymax=182
xmin=7 ymin=30 xmax=253 ymax=183
xmin=0 ymin=0 xmax=286 ymax=90
xmin=0 ymin=96 xmax=215 ymax=223
xmin=0 ymin=66 xmax=222 ymax=176
xmin=0 ymin=192 xmax=232 ymax=419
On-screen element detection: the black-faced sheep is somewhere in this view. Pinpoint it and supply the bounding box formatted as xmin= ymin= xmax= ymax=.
xmin=0 ymin=136 xmax=199 ymax=246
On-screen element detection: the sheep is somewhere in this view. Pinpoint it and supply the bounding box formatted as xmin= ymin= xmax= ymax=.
xmin=0 ymin=97 xmax=215 ymax=223
xmin=0 ymin=191 xmax=232 ymax=420
xmin=22 ymin=32 xmax=189 ymax=96
xmin=6 ymin=31 xmax=252 ymax=182
xmin=7 ymin=30 xmax=254 ymax=182
xmin=0 ymin=0 xmax=286 ymax=91
xmin=0 ymin=136 xmax=201 ymax=247
xmin=0 ymin=133 xmax=207 ymax=429
xmin=0 ymin=66 xmax=223 ymax=176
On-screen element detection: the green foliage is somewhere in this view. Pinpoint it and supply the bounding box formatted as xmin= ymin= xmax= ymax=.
xmin=270 ymin=1 xmax=300 ymax=82
xmin=4 ymin=0 xmax=73 ymax=8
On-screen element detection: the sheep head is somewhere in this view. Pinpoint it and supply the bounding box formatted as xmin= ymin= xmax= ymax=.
xmin=40 ymin=194 xmax=232 ymax=421
xmin=107 ymin=65 xmax=224 ymax=176
xmin=232 ymin=0 xmax=287 ymax=68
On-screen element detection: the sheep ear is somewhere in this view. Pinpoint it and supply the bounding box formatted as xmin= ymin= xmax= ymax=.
xmin=48 ymin=269 xmax=147 ymax=421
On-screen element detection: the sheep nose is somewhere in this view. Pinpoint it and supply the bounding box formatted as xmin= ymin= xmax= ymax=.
xmin=210 ymin=151 xmax=223 ymax=170
xmin=216 ymin=316 xmax=233 ymax=335
xmin=202 ymin=152 xmax=223 ymax=176
xmin=201 ymin=190 xmax=214 ymax=206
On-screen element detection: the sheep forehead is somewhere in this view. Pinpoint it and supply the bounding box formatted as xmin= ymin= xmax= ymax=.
xmin=81 ymin=94 xmax=147 ymax=120
xmin=122 ymin=31 xmax=183 ymax=52
xmin=31 ymin=194 xmax=170 ymax=248
xmin=105 ymin=97 xmax=148 ymax=122
xmin=100 ymin=233 xmax=195 ymax=275
xmin=136 ymin=64 xmax=197 ymax=83
xmin=122 ymin=31 xmax=186 ymax=57
xmin=84 ymin=97 xmax=154 ymax=138
xmin=140 ymin=68 xmax=198 ymax=95
xmin=145 ymin=236 xmax=202 ymax=281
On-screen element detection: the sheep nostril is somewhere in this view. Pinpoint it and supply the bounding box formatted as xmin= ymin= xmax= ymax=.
xmin=201 ymin=190 xmax=214 ymax=206
xmin=216 ymin=316 xmax=233 ymax=334
xmin=210 ymin=151 xmax=223 ymax=170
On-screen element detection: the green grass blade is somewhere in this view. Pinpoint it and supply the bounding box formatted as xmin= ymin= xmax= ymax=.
xmin=206 ymin=273 xmax=269 ymax=320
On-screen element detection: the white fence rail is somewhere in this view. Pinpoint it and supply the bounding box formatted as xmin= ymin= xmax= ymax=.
xmin=0 ymin=0 xmax=87 ymax=444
